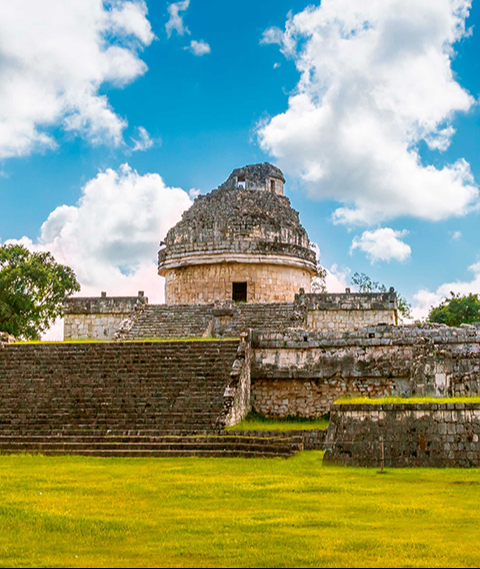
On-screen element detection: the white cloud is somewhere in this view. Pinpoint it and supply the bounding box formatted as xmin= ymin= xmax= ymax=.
xmin=451 ymin=230 xmax=463 ymax=241
xmin=258 ymin=0 xmax=478 ymax=225
xmin=131 ymin=126 xmax=155 ymax=152
xmin=411 ymin=289 xmax=443 ymax=321
xmin=311 ymin=241 xmax=350 ymax=292
xmin=0 ymin=0 xmax=154 ymax=160
xmin=187 ymin=40 xmax=211 ymax=56
xmin=166 ymin=0 xmax=190 ymax=38
xmin=7 ymin=164 xmax=193 ymax=309
xmin=351 ymin=228 xmax=411 ymax=263
xmin=412 ymin=260 xmax=480 ymax=320
xmin=260 ymin=27 xmax=284 ymax=46
xmin=325 ymin=264 xmax=350 ymax=292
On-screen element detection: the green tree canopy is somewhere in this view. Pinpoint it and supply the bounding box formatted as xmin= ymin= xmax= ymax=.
xmin=351 ymin=272 xmax=412 ymax=319
xmin=428 ymin=292 xmax=480 ymax=327
xmin=0 ymin=244 xmax=80 ymax=340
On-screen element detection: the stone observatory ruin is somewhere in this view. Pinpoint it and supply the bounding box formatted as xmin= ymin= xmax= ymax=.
xmin=158 ymin=163 xmax=318 ymax=305
xmin=64 ymin=163 xmax=399 ymax=341
xmin=2 ymin=162 xmax=479 ymax=464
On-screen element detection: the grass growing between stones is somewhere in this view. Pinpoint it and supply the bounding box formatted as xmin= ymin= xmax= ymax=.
xmin=228 ymin=412 xmax=329 ymax=431
xmin=0 ymin=453 xmax=479 ymax=568
xmin=335 ymin=396 xmax=480 ymax=405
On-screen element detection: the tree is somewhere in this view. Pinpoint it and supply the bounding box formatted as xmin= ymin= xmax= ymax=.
xmin=0 ymin=244 xmax=80 ymax=340
xmin=311 ymin=264 xmax=328 ymax=293
xmin=351 ymin=272 xmax=412 ymax=319
xmin=428 ymin=292 xmax=480 ymax=327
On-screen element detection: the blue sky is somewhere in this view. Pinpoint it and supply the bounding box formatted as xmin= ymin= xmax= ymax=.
xmin=1 ymin=0 xmax=480 ymax=320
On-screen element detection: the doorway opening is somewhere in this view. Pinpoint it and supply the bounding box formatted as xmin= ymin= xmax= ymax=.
xmin=232 ymin=282 xmax=247 ymax=303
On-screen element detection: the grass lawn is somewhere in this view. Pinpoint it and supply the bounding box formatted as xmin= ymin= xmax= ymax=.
xmin=227 ymin=413 xmax=329 ymax=431
xmin=335 ymin=396 xmax=480 ymax=405
xmin=0 ymin=454 xmax=480 ymax=567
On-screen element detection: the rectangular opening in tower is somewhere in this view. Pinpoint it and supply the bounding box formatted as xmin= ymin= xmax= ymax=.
xmin=232 ymin=282 xmax=247 ymax=303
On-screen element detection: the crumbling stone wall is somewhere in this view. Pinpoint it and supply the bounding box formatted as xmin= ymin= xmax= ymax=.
xmin=294 ymin=291 xmax=398 ymax=331
xmin=221 ymin=334 xmax=252 ymax=427
xmin=251 ymin=325 xmax=480 ymax=418
xmin=252 ymin=378 xmax=398 ymax=418
xmin=164 ymin=263 xmax=312 ymax=305
xmin=324 ymin=403 xmax=480 ymax=468
xmin=64 ymin=293 xmax=147 ymax=340
xmin=220 ymin=163 xmax=286 ymax=195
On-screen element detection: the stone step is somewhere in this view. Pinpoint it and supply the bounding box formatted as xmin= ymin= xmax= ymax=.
xmin=0 ymin=435 xmax=303 ymax=458
xmin=0 ymin=442 xmax=301 ymax=454
xmin=0 ymin=434 xmax=303 ymax=444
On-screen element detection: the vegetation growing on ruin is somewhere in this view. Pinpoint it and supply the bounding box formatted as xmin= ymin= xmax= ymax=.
xmin=428 ymin=292 xmax=480 ymax=327
xmin=351 ymin=272 xmax=412 ymax=319
xmin=335 ymin=396 xmax=480 ymax=405
xmin=0 ymin=453 xmax=479 ymax=568
xmin=227 ymin=411 xmax=329 ymax=431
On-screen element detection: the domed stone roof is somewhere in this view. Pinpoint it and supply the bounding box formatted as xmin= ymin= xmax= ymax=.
xmin=158 ymin=164 xmax=317 ymax=274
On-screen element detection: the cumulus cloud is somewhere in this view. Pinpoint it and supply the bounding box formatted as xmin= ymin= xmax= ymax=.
xmin=325 ymin=264 xmax=350 ymax=292
xmin=166 ymin=0 xmax=190 ymax=37
xmin=187 ymin=40 xmax=211 ymax=56
xmin=0 ymin=0 xmax=154 ymax=159
xmin=411 ymin=260 xmax=480 ymax=319
xmin=311 ymin=241 xmax=350 ymax=292
xmin=6 ymin=164 xmax=192 ymax=306
xmin=350 ymin=228 xmax=412 ymax=263
xmin=131 ymin=126 xmax=155 ymax=152
xmin=258 ymin=0 xmax=479 ymax=225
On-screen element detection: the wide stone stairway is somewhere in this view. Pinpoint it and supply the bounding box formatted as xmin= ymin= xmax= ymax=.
xmin=0 ymin=340 xmax=302 ymax=458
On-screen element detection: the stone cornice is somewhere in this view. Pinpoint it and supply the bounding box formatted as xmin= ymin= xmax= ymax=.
xmin=158 ymin=251 xmax=317 ymax=276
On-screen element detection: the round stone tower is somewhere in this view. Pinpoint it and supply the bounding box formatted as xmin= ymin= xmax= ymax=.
xmin=158 ymin=163 xmax=317 ymax=305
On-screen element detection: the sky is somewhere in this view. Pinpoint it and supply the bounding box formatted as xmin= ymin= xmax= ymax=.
xmin=1 ymin=0 xmax=480 ymax=337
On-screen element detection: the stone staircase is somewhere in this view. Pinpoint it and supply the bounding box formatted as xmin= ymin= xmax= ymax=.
xmin=0 ymin=340 xmax=238 ymax=436
xmin=116 ymin=304 xmax=216 ymax=340
xmin=224 ymin=303 xmax=296 ymax=336
xmin=116 ymin=302 xmax=298 ymax=341
xmin=0 ymin=339 xmax=305 ymax=458
xmin=0 ymin=434 xmax=304 ymax=458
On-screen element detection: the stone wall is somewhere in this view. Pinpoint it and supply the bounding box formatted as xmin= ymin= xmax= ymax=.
xmin=324 ymin=403 xmax=480 ymax=468
xmin=164 ymin=263 xmax=312 ymax=305
xmin=64 ymin=293 xmax=146 ymax=340
xmin=64 ymin=314 xmax=131 ymax=341
xmin=294 ymin=291 xmax=398 ymax=331
xmin=0 ymin=340 xmax=238 ymax=435
xmin=252 ymin=378 xmax=397 ymax=418
xmin=306 ymin=309 xmax=397 ymax=331
xmin=251 ymin=325 xmax=480 ymax=418
xmin=221 ymin=335 xmax=252 ymax=427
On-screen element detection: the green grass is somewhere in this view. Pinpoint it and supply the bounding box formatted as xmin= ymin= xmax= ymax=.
xmin=228 ymin=412 xmax=329 ymax=431
xmin=0 ymin=454 xmax=479 ymax=567
xmin=335 ymin=396 xmax=480 ymax=405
